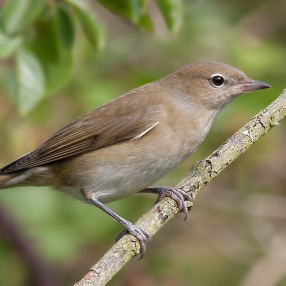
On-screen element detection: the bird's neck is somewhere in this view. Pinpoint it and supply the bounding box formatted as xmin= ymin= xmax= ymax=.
xmin=186 ymin=102 xmax=219 ymax=145
xmin=164 ymin=91 xmax=220 ymax=157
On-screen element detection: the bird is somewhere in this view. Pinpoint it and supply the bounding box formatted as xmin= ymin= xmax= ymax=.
xmin=0 ymin=62 xmax=270 ymax=254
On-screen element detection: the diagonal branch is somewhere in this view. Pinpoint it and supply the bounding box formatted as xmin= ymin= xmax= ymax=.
xmin=75 ymin=90 xmax=286 ymax=286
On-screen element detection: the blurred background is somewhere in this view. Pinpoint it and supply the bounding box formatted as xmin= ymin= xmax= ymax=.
xmin=0 ymin=0 xmax=286 ymax=285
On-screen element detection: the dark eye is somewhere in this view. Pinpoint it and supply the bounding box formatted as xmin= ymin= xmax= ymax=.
xmin=211 ymin=75 xmax=225 ymax=87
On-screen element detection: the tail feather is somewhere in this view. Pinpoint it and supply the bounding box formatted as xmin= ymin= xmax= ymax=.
xmin=0 ymin=173 xmax=17 ymax=188
xmin=0 ymin=166 xmax=54 ymax=189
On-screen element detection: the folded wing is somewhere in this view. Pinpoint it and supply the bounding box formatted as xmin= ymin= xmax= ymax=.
xmin=0 ymin=101 xmax=162 ymax=174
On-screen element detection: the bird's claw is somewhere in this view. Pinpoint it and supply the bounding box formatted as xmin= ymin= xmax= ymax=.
xmin=155 ymin=187 xmax=192 ymax=220
xmin=114 ymin=186 xmax=192 ymax=257
xmin=115 ymin=223 xmax=150 ymax=259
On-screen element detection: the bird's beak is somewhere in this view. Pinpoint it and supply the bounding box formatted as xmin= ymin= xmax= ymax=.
xmin=239 ymin=79 xmax=271 ymax=92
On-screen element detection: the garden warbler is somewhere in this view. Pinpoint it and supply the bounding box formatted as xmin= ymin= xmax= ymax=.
xmin=0 ymin=62 xmax=270 ymax=253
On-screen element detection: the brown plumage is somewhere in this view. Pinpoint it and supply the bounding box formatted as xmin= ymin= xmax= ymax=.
xmin=0 ymin=102 xmax=162 ymax=173
xmin=0 ymin=62 xmax=270 ymax=254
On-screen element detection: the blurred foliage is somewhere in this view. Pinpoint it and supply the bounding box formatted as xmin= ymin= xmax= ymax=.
xmin=0 ymin=0 xmax=286 ymax=286
xmin=0 ymin=0 xmax=183 ymax=114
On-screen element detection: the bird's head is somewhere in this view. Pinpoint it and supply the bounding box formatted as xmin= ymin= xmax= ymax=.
xmin=171 ymin=62 xmax=270 ymax=110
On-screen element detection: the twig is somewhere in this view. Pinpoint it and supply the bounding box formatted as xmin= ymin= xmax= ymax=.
xmin=75 ymin=90 xmax=286 ymax=286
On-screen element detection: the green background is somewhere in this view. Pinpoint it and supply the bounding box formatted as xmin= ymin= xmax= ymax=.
xmin=0 ymin=0 xmax=286 ymax=285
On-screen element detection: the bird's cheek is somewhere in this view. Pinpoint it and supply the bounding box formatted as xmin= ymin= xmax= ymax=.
xmin=231 ymin=85 xmax=249 ymax=96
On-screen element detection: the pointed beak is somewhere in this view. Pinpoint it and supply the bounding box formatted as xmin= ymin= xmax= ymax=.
xmin=239 ymin=79 xmax=271 ymax=92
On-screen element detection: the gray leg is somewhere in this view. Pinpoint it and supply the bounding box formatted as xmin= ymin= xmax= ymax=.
xmin=82 ymin=191 xmax=150 ymax=255
xmin=140 ymin=187 xmax=192 ymax=220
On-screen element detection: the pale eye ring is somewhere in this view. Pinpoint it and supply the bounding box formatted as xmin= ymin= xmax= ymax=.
xmin=210 ymin=74 xmax=225 ymax=87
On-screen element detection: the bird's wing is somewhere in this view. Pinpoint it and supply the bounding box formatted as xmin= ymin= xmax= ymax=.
xmin=0 ymin=101 xmax=163 ymax=174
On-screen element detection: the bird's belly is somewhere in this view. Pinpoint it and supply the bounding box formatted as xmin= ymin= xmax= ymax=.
xmin=83 ymin=156 xmax=179 ymax=203
xmin=56 ymin=148 xmax=189 ymax=203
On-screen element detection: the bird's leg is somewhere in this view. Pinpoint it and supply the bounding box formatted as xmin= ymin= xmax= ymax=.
xmin=139 ymin=187 xmax=193 ymax=220
xmin=81 ymin=189 xmax=150 ymax=256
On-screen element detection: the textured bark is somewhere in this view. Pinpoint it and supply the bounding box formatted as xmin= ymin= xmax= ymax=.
xmin=75 ymin=90 xmax=286 ymax=286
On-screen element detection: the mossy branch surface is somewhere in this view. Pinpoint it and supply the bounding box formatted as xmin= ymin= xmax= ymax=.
xmin=75 ymin=90 xmax=286 ymax=286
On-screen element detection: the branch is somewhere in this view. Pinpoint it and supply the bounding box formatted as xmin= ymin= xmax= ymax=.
xmin=75 ymin=90 xmax=286 ymax=286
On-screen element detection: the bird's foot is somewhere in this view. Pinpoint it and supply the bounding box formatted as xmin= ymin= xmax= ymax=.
xmin=115 ymin=222 xmax=150 ymax=258
xmin=83 ymin=195 xmax=150 ymax=258
xmin=153 ymin=187 xmax=193 ymax=220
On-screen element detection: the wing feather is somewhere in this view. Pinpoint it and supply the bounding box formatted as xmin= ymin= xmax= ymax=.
xmin=0 ymin=101 xmax=163 ymax=174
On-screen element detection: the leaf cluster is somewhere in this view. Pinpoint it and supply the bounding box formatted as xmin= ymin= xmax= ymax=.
xmin=0 ymin=0 xmax=184 ymax=114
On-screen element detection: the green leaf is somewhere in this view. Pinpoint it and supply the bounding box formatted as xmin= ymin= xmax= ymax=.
xmin=44 ymin=51 xmax=73 ymax=95
xmin=97 ymin=0 xmax=131 ymax=17
xmin=155 ymin=0 xmax=184 ymax=32
xmin=65 ymin=0 xmax=106 ymax=50
xmin=29 ymin=14 xmax=60 ymax=62
xmin=56 ymin=2 xmax=75 ymax=48
xmin=15 ymin=49 xmax=45 ymax=114
xmin=0 ymin=0 xmax=45 ymax=35
xmin=138 ymin=14 xmax=153 ymax=32
xmin=75 ymin=9 xmax=105 ymax=50
xmin=0 ymin=29 xmax=23 ymax=58
xmin=97 ymin=0 xmax=152 ymax=31
xmin=28 ymin=11 xmax=73 ymax=96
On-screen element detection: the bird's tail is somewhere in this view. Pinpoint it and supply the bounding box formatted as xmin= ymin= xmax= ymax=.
xmin=0 ymin=173 xmax=17 ymax=189
xmin=0 ymin=167 xmax=53 ymax=189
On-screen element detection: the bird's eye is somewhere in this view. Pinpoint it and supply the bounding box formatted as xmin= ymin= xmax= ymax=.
xmin=210 ymin=75 xmax=225 ymax=87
